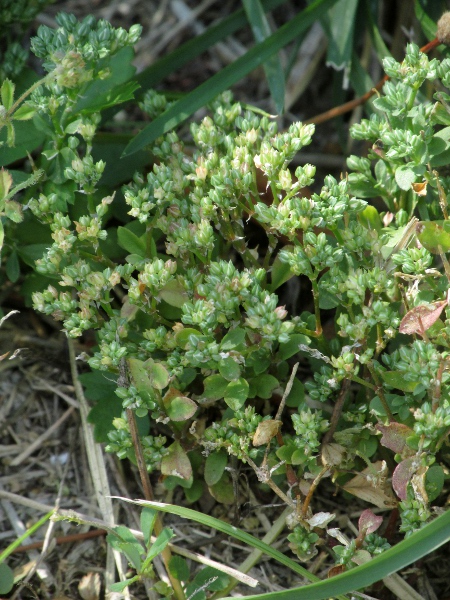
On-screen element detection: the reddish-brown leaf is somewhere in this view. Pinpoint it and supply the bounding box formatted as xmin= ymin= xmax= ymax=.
xmin=399 ymin=300 xmax=447 ymax=335
xmin=392 ymin=457 xmax=419 ymax=500
xmin=376 ymin=422 xmax=414 ymax=455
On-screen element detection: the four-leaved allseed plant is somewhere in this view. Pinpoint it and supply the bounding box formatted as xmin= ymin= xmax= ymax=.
xmin=1 ymin=9 xmax=450 ymax=596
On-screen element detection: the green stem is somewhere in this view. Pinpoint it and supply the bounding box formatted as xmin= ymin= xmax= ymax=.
xmin=310 ymin=277 xmax=323 ymax=338
xmin=366 ymin=362 xmax=394 ymax=420
xmin=348 ymin=374 xmax=376 ymax=390
xmin=0 ymin=510 xmax=53 ymax=562
xmin=0 ymin=72 xmax=54 ymax=135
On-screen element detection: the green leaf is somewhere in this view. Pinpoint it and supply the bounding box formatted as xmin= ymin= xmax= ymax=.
xmin=0 ymin=220 xmax=3 ymax=254
xmin=380 ymin=371 xmax=419 ymax=393
xmin=127 ymin=357 xmax=156 ymax=405
xmin=107 ymin=527 xmax=144 ymax=571
xmin=220 ymin=327 xmax=246 ymax=350
xmin=117 ymin=225 xmax=146 ymax=256
xmin=209 ymin=471 xmax=235 ymax=505
xmin=1 ymin=79 xmax=14 ymax=110
xmin=359 ymin=205 xmax=382 ymax=232
xmin=17 ymin=244 xmax=49 ymax=267
xmin=277 ymin=334 xmax=310 ymax=360
xmin=250 ymin=374 xmax=279 ymax=399
xmin=73 ymin=47 xmax=139 ymax=113
xmin=203 ymin=374 xmax=229 ymax=400
xmin=425 ymin=465 xmax=445 ymax=502
xmin=6 ymin=249 xmax=20 ymax=283
xmin=204 ymin=450 xmax=228 ymax=486
xmin=0 ymin=511 xmax=53 ymax=564
xmin=414 ymin=0 xmax=438 ymax=41
xmin=144 ymin=527 xmax=173 ymax=564
xmin=169 ymin=555 xmax=190 ymax=582
xmin=146 ymin=357 xmax=170 ymax=390
xmin=224 ymin=378 xmax=249 ymax=411
xmin=184 ymin=479 xmax=204 ymax=503
xmin=13 ymin=103 xmax=35 ymax=120
xmin=417 ymin=220 xmax=450 ymax=254
xmin=165 ymin=393 xmax=197 ymax=422
xmin=123 ymin=0 xmax=339 ymax=155
xmin=159 ymin=279 xmax=188 ymax=307
xmin=321 ymin=0 xmax=358 ymax=73
xmin=0 ymin=168 xmax=13 ymax=201
xmin=0 ymin=563 xmax=14 ymax=595
xmin=109 ymin=576 xmax=139 ymax=593
xmin=190 ymin=566 xmax=229 ymax=594
xmin=269 ymin=246 xmax=295 ymax=291
xmin=247 ymin=347 xmax=272 ymax=374
xmin=395 ymin=164 xmax=423 ymax=191
xmin=0 ymin=119 xmax=46 ymax=166
xmin=161 ymin=441 xmax=192 ymax=480
xmin=92 ymin=133 xmax=151 ymax=188
xmin=218 ymin=356 xmax=241 ymax=381
xmin=242 ymin=0 xmax=285 ymax=114
xmin=140 ymin=508 xmax=158 ymax=548
xmin=285 ymin=378 xmax=305 ymax=408
xmin=174 ymin=327 xmax=202 ymax=349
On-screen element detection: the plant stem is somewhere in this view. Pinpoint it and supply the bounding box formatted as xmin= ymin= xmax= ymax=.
xmin=322 ymin=377 xmax=351 ymax=446
xmin=119 ymin=360 xmax=186 ymax=600
xmin=366 ymin=362 xmax=394 ymax=421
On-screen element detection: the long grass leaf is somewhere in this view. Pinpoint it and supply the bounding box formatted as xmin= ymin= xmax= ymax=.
xmin=242 ymin=0 xmax=285 ymax=114
xmin=219 ymin=509 xmax=450 ymax=600
xmin=112 ymin=498 xmax=350 ymax=600
xmin=135 ymin=0 xmax=285 ymax=93
xmin=123 ymin=0 xmax=339 ymax=157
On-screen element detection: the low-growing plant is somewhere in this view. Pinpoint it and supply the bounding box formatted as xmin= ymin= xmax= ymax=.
xmin=2 ymin=6 xmax=450 ymax=598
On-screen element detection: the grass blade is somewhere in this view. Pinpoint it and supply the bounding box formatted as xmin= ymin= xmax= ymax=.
xmin=123 ymin=0 xmax=339 ymax=157
xmin=320 ymin=0 xmax=358 ymax=73
xmin=135 ymin=0 xmax=285 ymax=93
xmin=221 ymin=509 xmax=450 ymax=600
xmin=242 ymin=0 xmax=285 ymax=114
xmin=113 ymin=498 xmax=350 ymax=600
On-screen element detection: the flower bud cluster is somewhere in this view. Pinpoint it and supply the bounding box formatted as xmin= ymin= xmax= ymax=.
xmin=203 ymin=406 xmax=263 ymax=461
xmin=391 ymin=247 xmax=433 ymax=274
xmin=413 ymin=401 xmax=450 ymax=448
xmin=31 ymin=13 xmax=141 ymax=74
xmin=287 ymin=525 xmax=319 ymax=561
xmin=399 ymin=496 xmax=430 ymax=537
xmin=382 ymin=341 xmax=440 ymax=389
xmin=364 ymin=533 xmax=391 ymax=555
xmin=128 ymin=259 xmax=177 ymax=303
xmin=106 ymin=413 xmax=167 ymax=471
xmin=291 ymin=409 xmax=328 ymax=460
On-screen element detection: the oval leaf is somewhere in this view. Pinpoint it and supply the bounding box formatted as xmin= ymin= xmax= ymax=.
xmin=392 ymin=457 xmax=418 ymax=500
xmin=399 ymin=300 xmax=447 ymax=335
xmin=376 ymin=422 xmax=414 ymax=455
xmin=165 ymin=392 xmax=197 ymax=422
xmin=224 ymin=378 xmax=249 ymax=411
xmin=145 ymin=357 xmax=170 ymax=390
xmin=204 ymin=450 xmax=228 ymax=486
xmin=252 ymin=419 xmax=281 ymax=446
xmin=379 ymin=371 xmax=419 ymax=393
xmin=161 ymin=441 xmax=192 ymax=480
xmin=159 ymin=279 xmax=188 ymax=307
xmin=358 ymin=509 xmax=383 ymax=535
xmin=417 ymin=221 xmax=450 ymax=254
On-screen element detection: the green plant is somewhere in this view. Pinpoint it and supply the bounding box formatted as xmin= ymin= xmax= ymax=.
xmin=2 ymin=6 xmax=450 ymax=598
xmin=0 ymin=510 xmax=53 ymax=595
